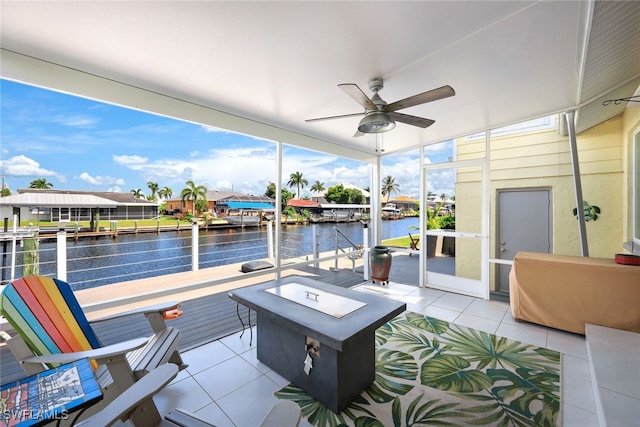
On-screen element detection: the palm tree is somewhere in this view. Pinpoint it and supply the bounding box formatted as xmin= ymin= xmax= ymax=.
xmin=29 ymin=178 xmax=53 ymax=189
xmin=310 ymin=180 xmax=325 ymax=194
xmin=131 ymin=188 xmax=144 ymax=199
xmin=381 ymin=175 xmax=400 ymax=204
xmin=180 ymin=180 xmax=208 ymax=214
xmin=287 ymin=171 xmax=308 ymax=199
xmin=147 ymin=181 xmax=159 ymax=201
xmin=158 ymin=186 xmax=173 ymax=200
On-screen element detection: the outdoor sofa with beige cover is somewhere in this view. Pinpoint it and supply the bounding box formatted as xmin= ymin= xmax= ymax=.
xmin=509 ymin=251 xmax=640 ymax=335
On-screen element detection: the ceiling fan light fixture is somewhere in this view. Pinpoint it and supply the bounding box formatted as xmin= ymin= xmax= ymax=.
xmin=357 ymin=111 xmax=396 ymax=133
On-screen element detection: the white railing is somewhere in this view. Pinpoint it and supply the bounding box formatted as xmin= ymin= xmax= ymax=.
xmin=0 ymin=222 xmax=368 ymax=290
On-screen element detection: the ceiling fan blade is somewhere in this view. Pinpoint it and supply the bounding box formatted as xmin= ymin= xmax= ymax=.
xmin=386 ymin=85 xmax=455 ymax=112
xmin=353 ymin=130 xmax=365 ymax=137
xmin=388 ymin=111 xmax=435 ymax=128
xmin=305 ymin=112 xmax=365 ymax=123
xmin=338 ymin=83 xmax=377 ymax=110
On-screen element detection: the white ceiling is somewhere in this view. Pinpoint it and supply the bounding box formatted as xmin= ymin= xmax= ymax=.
xmin=1 ymin=1 xmax=639 ymax=160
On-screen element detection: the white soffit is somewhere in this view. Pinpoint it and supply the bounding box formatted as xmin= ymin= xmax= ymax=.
xmin=1 ymin=1 xmax=632 ymax=156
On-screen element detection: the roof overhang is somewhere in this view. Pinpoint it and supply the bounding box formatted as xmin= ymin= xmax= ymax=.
xmin=0 ymin=1 xmax=638 ymax=158
xmin=0 ymin=193 xmax=120 ymax=208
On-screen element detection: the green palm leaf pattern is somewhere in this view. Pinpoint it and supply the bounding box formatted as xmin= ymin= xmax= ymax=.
xmin=420 ymin=353 xmax=494 ymax=392
xmin=489 ymin=368 xmax=560 ymax=418
xmin=275 ymin=384 xmax=350 ymax=427
xmin=399 ymin=394 xmax=472 ymax=426
xmin=275 ymin=311 xmax=561 ymax=426
xmin=440 ymin=323 xmax=559 ymax=373
xmin=366 ymin=348 xmax=417 ymax=403
xmin=375 ymin=321 xmax=394 ymax=346
xmin=403 ymin=311 xmax=450 ymax=334
xmin=389 ymin=329 xmax=442 ymax=360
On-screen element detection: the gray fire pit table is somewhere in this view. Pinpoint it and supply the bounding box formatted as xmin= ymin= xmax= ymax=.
xmin=228 ymin=275 xmax=406 ymax=414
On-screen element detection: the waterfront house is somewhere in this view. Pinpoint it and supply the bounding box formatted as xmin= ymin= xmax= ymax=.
xmin=287 ymin=199 xmax=321 ymax=216
xmin=165 ymin=190 xmax=275 ymax=218
xmin=1 ymin=1 xmax=639 ymax=424
xmin=0 ymin=189 xmax=159 ymax=225
xmin=387 ymin=195 xmax=419 ymax=214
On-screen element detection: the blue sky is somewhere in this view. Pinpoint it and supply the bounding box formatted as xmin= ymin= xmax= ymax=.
xmin=1 ymin=79 xmax=454 ymax=200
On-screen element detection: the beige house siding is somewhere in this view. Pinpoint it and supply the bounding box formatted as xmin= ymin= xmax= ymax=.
xmin=455 ymin=113 xmax=633 ymax=291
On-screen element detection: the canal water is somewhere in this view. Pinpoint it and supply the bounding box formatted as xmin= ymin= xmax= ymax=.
xmin=4 ymin=217 xmax=420 ymax=289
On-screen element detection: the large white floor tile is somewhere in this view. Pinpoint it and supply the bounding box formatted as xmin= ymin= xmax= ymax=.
xmin=599 ymin=388 xmax=640 ymax=427
xmin=194 ymin=355 xmax=264 ymax=401
xmin=587 ymin=324 xmax=640 ymax=399
xmin=562 ymin=373 xmax=596 ymax=412
xmin=463 ymin=298 xmax=509 ymax=322
xmin=430 ymin=292 xmax=474 ymax=312
xmin=495 ymin=321 xmax=548 ymax=348
xmin=562 ymin=354 xmax=592 ymax=384
xmin=547 ymin=329 xmax=587 ymax=359
xmin=220 ymin=327 xmax=258 ymax=355
xmin=154 ymin=376 xmax=214 ymax=415
xmin=561 ymin=402 xmax=599 ymax=427
xmin=453 ymin=312 xmax=500 ymax=335
xmin=265 ymin=369 xmax=290 ymax=388
xmin=240 ymin=347 xmax=273 ymax=374
xmin=418 ymin=304 xmax=461 ymax=322
xmin=414 ymin=287 xmax=446 ymax=298
xmin=500 ymin=308 xmax=519 ymax=325
xmin=166 ymin=403 xmax=236 ymax=427
xmin=400 ymin=292 xmax=440 ymax=312
xmin=183 ymin=340 xmax=237 ymax=375
xmin=216 ymin=376 xmax=283 ymax=427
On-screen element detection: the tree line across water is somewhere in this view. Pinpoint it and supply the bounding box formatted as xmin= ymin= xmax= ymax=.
xmin=18 ymin=173 xmax=452 ymax=225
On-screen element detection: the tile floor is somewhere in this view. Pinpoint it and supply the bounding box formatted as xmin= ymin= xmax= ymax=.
xmin=149 ymin=282 xmax=598 ymax=427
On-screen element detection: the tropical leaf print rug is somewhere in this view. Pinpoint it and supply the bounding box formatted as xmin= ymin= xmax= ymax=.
xmin=275 ymin=311 xmax=562 ymax=426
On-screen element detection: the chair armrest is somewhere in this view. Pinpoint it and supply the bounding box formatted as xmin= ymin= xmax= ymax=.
xmin=22 ymin=337 xmax=148 ymax=365
xmin=91 ymin=301 xmax=181 ymax=323
xmin=74 ymin=363 xmax=179 ymax=427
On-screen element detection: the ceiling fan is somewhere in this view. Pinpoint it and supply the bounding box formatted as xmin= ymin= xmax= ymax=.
xmin=306 ymin=78 xmax=455 ymax=135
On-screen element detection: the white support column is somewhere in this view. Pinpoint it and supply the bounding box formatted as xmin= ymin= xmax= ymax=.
xmin=363 ymin=222 xmax=370 ymax=280
xmin=312 ymin=223 xmax=319 ymax=268
xmin=191 ymin=221 xmax=199 ymax=271
xmin=419 ymin=145 xmax=426 ymax=287
xmin=267 ymin=219 xmax=274 ymax=259
xmin=481 ymin=130 xmax=491 ymax=300
xmin=564 ymin=110 xmax=589 ymax=256
xmin=370 ymin=158 xmax=382 ymax=246
xmin=10 ymin=215 xmax=17 ymax=282
xmin=56 ymin=230 xmax=67 ymax=282
xmin=275 ymin=141 xmax=283 ymax=278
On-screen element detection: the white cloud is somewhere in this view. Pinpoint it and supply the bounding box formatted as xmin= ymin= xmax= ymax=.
xmin=78 ymin=172 xmax=126 ymax=186
xmin=113 ymin=154 xmax=149 ymax=166
xmin=50 ymin=114 xmax=98 ymax=128
xmin=0 ymin=155 xmax=59 ymax=178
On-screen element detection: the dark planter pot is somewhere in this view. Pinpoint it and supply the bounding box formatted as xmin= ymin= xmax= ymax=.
xmin=370 ymin=245 xmax=392 ymax=285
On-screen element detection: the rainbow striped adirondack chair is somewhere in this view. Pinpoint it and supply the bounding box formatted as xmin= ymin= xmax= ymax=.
xmin=0 ymin=276 xmax=187 ymax=424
